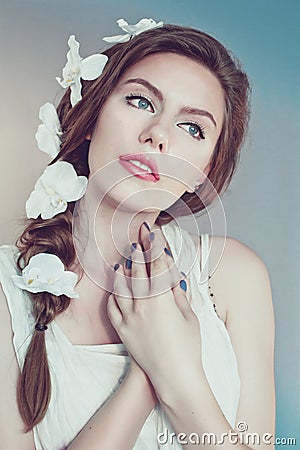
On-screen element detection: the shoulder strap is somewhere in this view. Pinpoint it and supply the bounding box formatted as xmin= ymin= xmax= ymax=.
xmin=0 ymin=245 xmax=34 ymax=368
xmin=199 ymin=234 xmax=210 ymax=288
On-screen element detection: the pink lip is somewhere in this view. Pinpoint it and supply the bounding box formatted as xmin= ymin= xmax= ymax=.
xmin=119 ymin=153 xmax=160 ymax=182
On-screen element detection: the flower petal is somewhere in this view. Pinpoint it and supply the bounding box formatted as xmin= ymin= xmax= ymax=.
xmin=102 ymin=33 xmax=131 ymax=43
xmin=35 ymin=125 xmax=60 ymax=158
xmin=70 ymin=77 xmax=82 ymax=107
xmin=103 ymin=18 xmax=163 ymax=42
xmin=41 ymin=201 xmax=68 ymax=220
xmin=39 ymin=103 xmax=61 ymax=134
xmin=67 ymin=35 xmax=81 ymax=67
xmin=51 ymin=271 xmax=79 ymax=298
xmin=116 ymin=18 xmax=129 ymax=30
xmin=56 ymin=35 xmax=82 ymax=90
xmin=27 ymin=253 xmax=65 ymax=276
xmin=134 ymin=19 xmax=164 ymax=35
xmin=27 ymin=162 xmax=87 ymax=219
xmin=43 ymin=162 xmax=86 ymax=200
xmin=41 ymin=161 xmax=76 ymax=188
xmin=26 ymin=189 xmax=50 ymax=219
xmin=81 ymin=54 xmax=108 ymax=80
xmin=11 ymin=253 xmax=79 ymax=298
xmin=56 ymin=76 xmax=69 ymax=88
xmin=57 ymin=176 xmax=88 ymax=201
xmin=117 ymin=18 xmax=141 ymax=34
xmin=35 ymin=103 xmax=62 ymax=157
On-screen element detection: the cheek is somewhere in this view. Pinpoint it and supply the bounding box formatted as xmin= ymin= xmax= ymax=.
xmin=173 ymin=135 xmax=213 ymax=167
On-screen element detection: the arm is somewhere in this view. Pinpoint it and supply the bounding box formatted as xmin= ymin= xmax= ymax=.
xmin=106 ymin=226 xmax=275 ymax=449
xmin=67 ymin=358 xmax=156 ymax=450
xmin=0 ymin=284 xmax=36 ymax=449
xmin=156 ymin=236 xmax=275 ymax=450
xmin=0 ymin=284 xmax=157 ymax=450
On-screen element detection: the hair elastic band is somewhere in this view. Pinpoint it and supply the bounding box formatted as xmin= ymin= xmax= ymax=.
xmin=35 ymin=323 xmax=48 ymax=332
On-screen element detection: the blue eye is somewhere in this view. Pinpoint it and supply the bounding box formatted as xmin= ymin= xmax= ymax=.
xmin=125 ymin=94 xmax=154 ymax=112
xmin=188 ymin=125 xmax=199 ymax=136
xmin=178 ymin=122 xmax=205 ymax=140
xmin=138 ymin=98 xmax=150 ymax=109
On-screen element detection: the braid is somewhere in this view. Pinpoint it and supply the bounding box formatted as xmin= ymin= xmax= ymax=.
xmin=14 ymin=23 xmax=250 ymax=432
xmin=16 ymin=211 xmax=76 ymax=431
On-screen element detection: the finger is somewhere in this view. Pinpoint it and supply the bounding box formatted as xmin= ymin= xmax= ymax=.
xmin=113 ymin=264 xmax=134 ymax=318
xmin=179 ymin=272 xmax=192 ymax=303
xmin=123 ymin=249 xmax=133 ymax=293
xmin=149 ymin=228 xmax=180 ymax=297
xmin=139 ymin=224 xmax=182 ymax=296
xmin=139 ymin=221 xmax=153 ymax=277
xmin=139 ymin=221 xmax=151 ymax=253
xmin=139 ymin=222 xmax=154 ymax=277
xmin=130 ymin=242 xmax=150 ymax=300
xmin=172 ymin=275 xmax=194 ymax=319
xmin=107 ymin=293 xmax=123 ymax=329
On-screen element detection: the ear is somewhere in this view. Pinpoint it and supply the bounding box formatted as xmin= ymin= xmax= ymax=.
xmin=186 ymin=164 xmax=211 ymax=194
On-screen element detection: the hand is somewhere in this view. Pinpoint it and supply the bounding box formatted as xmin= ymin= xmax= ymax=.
xmin=107 ymin=223 xmax=203 ymax=394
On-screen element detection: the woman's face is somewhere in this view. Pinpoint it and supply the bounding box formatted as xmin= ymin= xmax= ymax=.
xmin=88 ymin=52 xmax=224 ymax=213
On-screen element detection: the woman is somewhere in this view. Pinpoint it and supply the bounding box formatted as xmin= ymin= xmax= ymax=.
xmin=0 ymin=20 xmax=275 ymax=449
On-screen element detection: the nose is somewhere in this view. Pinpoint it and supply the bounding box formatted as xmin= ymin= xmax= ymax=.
xmin=138 ymin=121 xmax=168 ymax=153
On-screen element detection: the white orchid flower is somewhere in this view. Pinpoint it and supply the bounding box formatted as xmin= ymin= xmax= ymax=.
xmin=56 ymin=35 xmax=108 ymax=107
xmin=11 ymin=253 xmax=79 ymax=298
xmin=103 ymin=18 xmax=164 ymax=43
xmin=35 ymin=103 xmax=62 ymax=158
xmin=26 ymin=161 xmax=88 ymax=220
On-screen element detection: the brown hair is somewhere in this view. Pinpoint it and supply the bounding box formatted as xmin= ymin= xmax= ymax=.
xmin=16 ymin=24 xmax=250 ymax=431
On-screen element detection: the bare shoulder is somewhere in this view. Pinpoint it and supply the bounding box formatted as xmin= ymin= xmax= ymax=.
xmin=0 ymin=284 xmax=35 ymax=448
xmin=209 ymin=235 xmax=270 ymax=284
xmin=189 ymin=234 xmax=272 ymax=324
xmin=211 ymin=237 xmax=275 ymax=440
xmin=190 ymin=234 xmax=275 ymax=438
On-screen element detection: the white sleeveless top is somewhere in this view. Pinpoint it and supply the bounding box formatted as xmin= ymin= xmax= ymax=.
xmin=0 ymin=222 xmax=240 ymax=450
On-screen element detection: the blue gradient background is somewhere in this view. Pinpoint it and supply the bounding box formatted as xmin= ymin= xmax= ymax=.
xmin=1 ymin=0 xmax=299 ymax=446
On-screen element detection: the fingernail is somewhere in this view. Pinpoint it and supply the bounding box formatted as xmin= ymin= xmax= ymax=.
xmin=164 ymin=247 xmax=172 ymax=256
xmin=131 ymin=242 xmax=137 ymax=252
xmin=125 ymin=257 xmax=132 ymax=269
xmin=149 ymin=231 xmax=155 ymax=241
xmin=180 ymin=271 xmax=186 ymax=277
xmin=113 ymin=263 xmax=119 ymax=271
xmin=180 ymin=279 xmax=187 ymax=292
xmin=143 ymin=221 xmax=150 ymax=231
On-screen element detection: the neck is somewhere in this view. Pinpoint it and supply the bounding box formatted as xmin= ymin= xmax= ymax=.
xmin=72 ymin=193 xmax=162 ymax=295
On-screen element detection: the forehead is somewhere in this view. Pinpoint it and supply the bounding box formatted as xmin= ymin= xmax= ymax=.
xmin=118 ymin=52 xmax=224 ymax=127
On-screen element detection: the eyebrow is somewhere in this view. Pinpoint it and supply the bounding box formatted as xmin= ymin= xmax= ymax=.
xmin=179 ymin=106 xmax=217 ymax=127
xmin=121 ymin=77 xmax=217 ymax=127
xmin=122 ymin=78 xmax=164 ymax=102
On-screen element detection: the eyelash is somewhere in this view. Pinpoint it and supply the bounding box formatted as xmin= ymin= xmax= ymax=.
xmin=125 ymin=93 xmax=154 ymax=112
xmin=178 ymin=122 xmax=206 ymax=140
xmin=125 ymin=93 xmax=206 ymax=141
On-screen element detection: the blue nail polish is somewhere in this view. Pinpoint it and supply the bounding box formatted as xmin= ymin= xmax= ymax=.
xmin=149 ymin=231 xmax=155 ymax=241
xmin=131 ymin=242 xmax=137 ymax=251
xmin=180 ymin=279 xmax=187 ymax=292
xmin=114 ymin=263 xmax=119 ymax=271
xmin=125 ymin=258 xmax=132 ymax=269
xmin=143 ymin=221 xmax=150 ymax=231
xmin=164 ymin=247 xmax=172 ymax=256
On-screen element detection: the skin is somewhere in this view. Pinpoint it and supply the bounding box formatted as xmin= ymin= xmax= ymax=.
xmin=0 ymin=52 xmax=275 ymax=449
xmin=70 ymin=53 xmax=274 ymax=448
xmin=57 ymin=52 xmax=223 ymax=346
